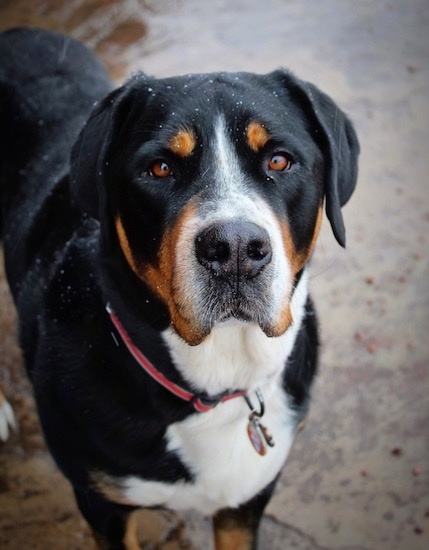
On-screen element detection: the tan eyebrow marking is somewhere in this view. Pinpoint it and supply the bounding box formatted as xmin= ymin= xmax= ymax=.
xmin=246 ymin=121 xmax=270 ymax=152
xmin=168 ymin=129 xmax=196 ymax=157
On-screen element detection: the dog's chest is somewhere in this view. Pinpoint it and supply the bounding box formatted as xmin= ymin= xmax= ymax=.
xmin=118 ymin=380 xmax=295 ymax=515
xmin=112 ymin=284 xmax=308 ymax=514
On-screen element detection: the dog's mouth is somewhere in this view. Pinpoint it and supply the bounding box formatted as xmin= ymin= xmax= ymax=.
xmin=210 ymin=289 xmax=270 ymax=326
xmin=169 ymin=277 xmax=293 ymax=346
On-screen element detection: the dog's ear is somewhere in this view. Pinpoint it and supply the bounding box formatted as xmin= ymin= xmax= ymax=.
xmin=70 ymin=84 xmax=133 ymax=219
xmin=275 ymin=71 xmax=360 ymax=247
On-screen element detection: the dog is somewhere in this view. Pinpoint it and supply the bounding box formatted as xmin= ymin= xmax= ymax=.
xmin=0 ymin=27 xmax=359 ymax=550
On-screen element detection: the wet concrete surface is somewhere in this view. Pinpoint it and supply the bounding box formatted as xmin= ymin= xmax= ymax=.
xmin=0 ymin=0 xmax=428 ymax=548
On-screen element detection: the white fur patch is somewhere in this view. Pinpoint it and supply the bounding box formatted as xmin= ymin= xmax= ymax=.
xmin=121 ymin=383 xmax=295 ymax=514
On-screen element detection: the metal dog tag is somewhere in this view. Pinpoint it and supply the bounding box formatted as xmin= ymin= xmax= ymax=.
xmin=247 ymin=414 xmax=267 ymax=456
xmin=247 ymin=412 xmax=275 ymax=456
xmin=245 ymin=390 xmax=275 ymax=456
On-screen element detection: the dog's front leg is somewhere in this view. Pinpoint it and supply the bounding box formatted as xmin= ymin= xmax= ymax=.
xmin=213 ymin=478 xmax=277 ymax=550
xmin=74 ymin=488 xmax=139 ymax=550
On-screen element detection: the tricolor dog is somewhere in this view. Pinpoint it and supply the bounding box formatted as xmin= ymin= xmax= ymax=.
xmin=0 ymin=28 xmax=359 ymax=549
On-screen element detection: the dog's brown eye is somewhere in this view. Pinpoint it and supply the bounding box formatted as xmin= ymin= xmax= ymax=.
xmin=268 ymin=154 xmax=292 ymax=172
xmin=149 ymin=161 xmax=173 ymax=178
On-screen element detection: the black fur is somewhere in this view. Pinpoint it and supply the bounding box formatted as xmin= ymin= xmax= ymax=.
xmin=0 ymin=27 xmax=359 ymax=549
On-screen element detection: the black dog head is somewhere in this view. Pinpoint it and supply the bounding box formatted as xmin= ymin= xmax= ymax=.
xmin=71 ymin=70 xmax=359 ymax=344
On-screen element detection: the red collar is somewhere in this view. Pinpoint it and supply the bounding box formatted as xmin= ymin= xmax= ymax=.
xmin=106 ymin=304 xmax=247 ymax=412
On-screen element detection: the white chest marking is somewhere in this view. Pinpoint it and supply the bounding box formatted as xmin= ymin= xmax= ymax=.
xmin=120 ymin=382 xmax=295 ymax=515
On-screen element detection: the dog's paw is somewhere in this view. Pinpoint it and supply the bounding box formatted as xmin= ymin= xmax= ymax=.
xmin=0 ymin=390 xmax=17 ymax=442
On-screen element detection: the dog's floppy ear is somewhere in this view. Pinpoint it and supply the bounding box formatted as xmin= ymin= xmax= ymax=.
xmin=276 ymin=71 xmax=360 ymax=247
xmin=70 ymin=84 xmax=132 ymax=219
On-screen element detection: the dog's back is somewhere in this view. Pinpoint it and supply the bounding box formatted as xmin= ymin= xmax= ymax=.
xmin=0 ymin=28 xmax=111 ymax=294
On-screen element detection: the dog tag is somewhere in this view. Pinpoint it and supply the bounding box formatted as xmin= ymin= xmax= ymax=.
xmin=247 ymin=415 xmax=267 ymax=456
xmin=244 ymin=390 xmax=275 ymax=456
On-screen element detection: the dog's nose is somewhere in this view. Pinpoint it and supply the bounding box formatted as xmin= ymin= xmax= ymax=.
xmin=195 ymin=221 xmax=272 ymax=279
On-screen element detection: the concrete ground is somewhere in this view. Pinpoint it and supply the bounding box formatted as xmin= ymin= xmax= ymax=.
xmin=0 ymin=1 xmax=428 ymax=548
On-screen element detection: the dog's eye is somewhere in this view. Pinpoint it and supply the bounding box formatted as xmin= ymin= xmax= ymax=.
xmin=268 ymin=154 xmax=292 ymax=172
xmin=149 ymin=160 xmax=173 ymax=178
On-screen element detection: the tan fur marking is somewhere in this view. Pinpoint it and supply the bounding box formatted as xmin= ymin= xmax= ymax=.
xmin=307 ymin=204 xmax=324 ymax=259
xmin=246 ymin=121 xmax=270 ymax=152
xmin=92 ymin=518 xmax=139 ymax=550
xmin=116 ymin=205 xmax=203 ymax=344
xmin=142 ymin=204 xmax=206 ymax=345
xmin=115 ymin=216 xmax=140 ymax=277
xmin=280 ymin=204 xmax=324 ymax=276
xmin=91 ymin=472 xmax=135 ymax=506
xmin=124 ymin=513 xmax=140 ymax=550
xmin=214 ymin=527 xmax=253 ymax=550
xmin=267 ymin=204 xmax=324 ymax=337
xmin=214 ymin=508 xmax=255 ymax=550
xmin=265 ymin=304 xmax=294 ymax=338
xmin=168 ymin=129 xmax=196 ymax=157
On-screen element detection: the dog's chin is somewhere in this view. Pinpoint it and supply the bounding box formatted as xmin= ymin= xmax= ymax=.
xmin=172 ymin=305 xmax=293 ymax=346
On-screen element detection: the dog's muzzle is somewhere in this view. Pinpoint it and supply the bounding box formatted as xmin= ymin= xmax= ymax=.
xmin=168 ymin=217 xmax=289 ymax=344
